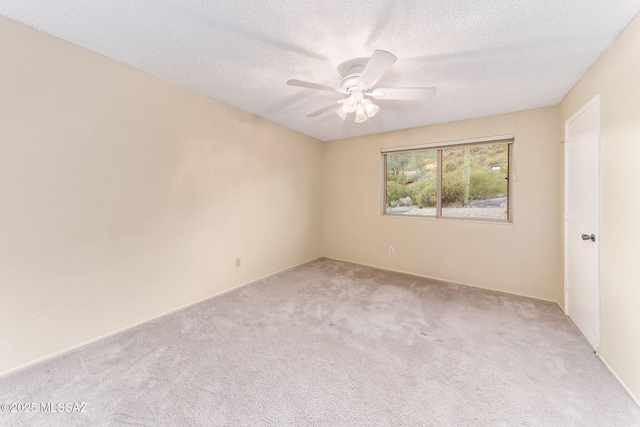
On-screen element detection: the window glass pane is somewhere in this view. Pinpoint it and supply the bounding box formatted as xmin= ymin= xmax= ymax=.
xmin=385 ymin=149 xmax=437 ymax=216
xmin=441 ymin=144 xmax=508 ymax=220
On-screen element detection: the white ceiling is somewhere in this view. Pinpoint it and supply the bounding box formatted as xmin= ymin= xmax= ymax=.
xmin=1 ymin=1 xmax=638 ymax=142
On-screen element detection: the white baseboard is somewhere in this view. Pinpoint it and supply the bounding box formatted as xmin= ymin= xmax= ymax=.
xmin=323 ymin=256 xmax=558 ymax=304
xmin=599 ymin=355 xmax=640 ymax=408
xmin=0 ymin=256 xmax=322 ymax=378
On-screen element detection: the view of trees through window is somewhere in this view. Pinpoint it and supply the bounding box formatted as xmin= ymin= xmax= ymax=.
xmin=384 ymin=142 xmax=510 ymax=220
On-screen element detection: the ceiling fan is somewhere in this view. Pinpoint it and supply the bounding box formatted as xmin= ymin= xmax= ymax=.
xmin=287 ymin=50 xmax=437 ymax=123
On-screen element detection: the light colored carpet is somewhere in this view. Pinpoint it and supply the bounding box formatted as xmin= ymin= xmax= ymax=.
xmin=1 ymin=258 xmax=639 ymax=426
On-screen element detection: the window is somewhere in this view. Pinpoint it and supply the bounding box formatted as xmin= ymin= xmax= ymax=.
xmin=383 ymin=136 xmax=512 ymax=221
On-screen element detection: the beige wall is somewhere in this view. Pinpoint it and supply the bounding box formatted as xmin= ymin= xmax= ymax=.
xmin=559 ymin=12 xmax=640 ymax=403
xmin=0 ymin=17 xmax=323 ymax=373
xmin=322 ymin=107 xmax=560 ymax=301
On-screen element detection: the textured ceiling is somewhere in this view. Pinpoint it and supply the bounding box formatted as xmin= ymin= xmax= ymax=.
xmin=1 ymin=1 xmax=638 ymax=141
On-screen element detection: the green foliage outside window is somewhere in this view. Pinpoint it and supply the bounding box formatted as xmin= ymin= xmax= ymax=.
xmin=384 ymin=142 xmax=509 ymax=219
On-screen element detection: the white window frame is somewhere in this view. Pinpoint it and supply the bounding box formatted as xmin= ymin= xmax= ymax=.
xmin=381 ymin=134 xmax=515 ymax=223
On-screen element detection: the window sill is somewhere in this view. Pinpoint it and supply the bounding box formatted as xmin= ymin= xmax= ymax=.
xmin=381 ymin=212 xmax=514 ymax=225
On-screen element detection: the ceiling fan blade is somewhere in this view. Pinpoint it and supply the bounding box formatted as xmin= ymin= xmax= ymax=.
xmin=370 ymin=87 xmax=437 ymax=101
xmin=307 ymin=100 xmax=344 ymax=117
xmin=287 ymin=79 xmax=338 ymax=92
xmin=356 ymin=50 xmax=398 ymax=90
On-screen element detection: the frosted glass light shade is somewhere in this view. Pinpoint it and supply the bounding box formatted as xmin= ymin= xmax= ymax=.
xmin=343 ymin=95 xmax=357 ymax=113
xmin=355 ymin=104 xmax=367 ymax=123
xmin=362 ymin=99 xmax=379 ymax=117
xmin=335 ymin=108 xmax=347 ymax=120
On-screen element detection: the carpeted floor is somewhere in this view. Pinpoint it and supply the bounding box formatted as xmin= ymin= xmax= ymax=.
xmin=1 ymin=258 xmax=639 ymax=426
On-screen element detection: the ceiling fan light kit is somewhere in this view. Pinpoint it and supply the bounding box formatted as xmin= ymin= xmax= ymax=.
xmin=336 ymin=90 xmax=379 ymax=122
xmin=287 ymin=50 xmax=437 ymax=124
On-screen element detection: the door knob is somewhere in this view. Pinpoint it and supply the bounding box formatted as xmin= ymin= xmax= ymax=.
xmin=581 ymin=234 xmax=596 ymax=242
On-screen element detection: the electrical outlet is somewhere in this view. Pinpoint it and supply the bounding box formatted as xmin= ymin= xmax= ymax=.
xmin=235 ymin=258 xmax=241 ymax=268
xmin=389 ymin=246 xmax=395 ymax=255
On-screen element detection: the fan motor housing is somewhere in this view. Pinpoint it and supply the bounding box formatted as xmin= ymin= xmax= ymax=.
xmin=341 ymin=74 xmax=363 ymax=92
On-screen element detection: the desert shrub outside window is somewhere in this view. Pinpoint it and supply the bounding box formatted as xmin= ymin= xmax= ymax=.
xmin=383 ymin=136 xmax=513 ymax=221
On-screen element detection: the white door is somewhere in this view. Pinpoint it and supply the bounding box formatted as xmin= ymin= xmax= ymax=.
xmin=564 ymin=96 xmax=600 ymax=350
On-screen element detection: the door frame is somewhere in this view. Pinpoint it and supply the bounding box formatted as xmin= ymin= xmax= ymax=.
xmin=563 ymin=94 xmax=601 ymax=350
